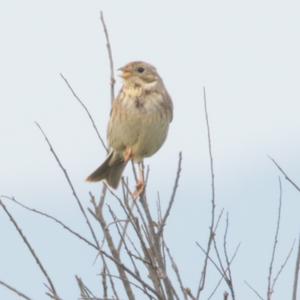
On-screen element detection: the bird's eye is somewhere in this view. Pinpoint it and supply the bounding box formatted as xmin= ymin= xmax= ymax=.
xmin=137 ymin=67 xmax=145 ymax=73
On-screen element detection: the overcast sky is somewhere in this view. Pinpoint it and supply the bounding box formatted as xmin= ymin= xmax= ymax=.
xmin=1 ymin=1 xmax=300 ymax=299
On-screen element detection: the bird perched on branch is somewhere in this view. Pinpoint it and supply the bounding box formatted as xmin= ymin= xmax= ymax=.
xmin=86 ymin=61 xmax=173 ymax=197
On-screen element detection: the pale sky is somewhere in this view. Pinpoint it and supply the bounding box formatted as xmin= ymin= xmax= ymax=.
xmin=1 ymin=1 xmax=300 ymax=299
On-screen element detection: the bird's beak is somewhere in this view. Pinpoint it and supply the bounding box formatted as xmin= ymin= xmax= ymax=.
xmin=118 ymin=66 xmax=132 ymax=79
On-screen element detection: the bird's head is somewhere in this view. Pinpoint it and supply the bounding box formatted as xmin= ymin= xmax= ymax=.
xmin=119 ymin=61 xmax=160 ymax=87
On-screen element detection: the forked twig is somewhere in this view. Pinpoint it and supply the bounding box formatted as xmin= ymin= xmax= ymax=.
xmin=207 ymin=243 xmax=241 ymax=300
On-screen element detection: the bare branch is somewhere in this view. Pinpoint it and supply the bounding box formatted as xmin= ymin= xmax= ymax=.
xmin=35 ymin=122 xmax=100 ymax=250
xmin=196 ymin=87 xmax=216 ymax=298
xmin=207 ymin=243 xmax=241 ymax=300
xmin=106 ymin=274 xmax=155 ymax=300
xmin=271 ymin=240 xmax=295 ymax=291
xmin=0 ymin=200 xmax=60 ymax=299
xmin=0 ymin=280 xmax=32 ymax=300
xmin=223 ymin=213 xmax=236 ymax=300
xmin=100 ymin=11 xmax=115 ymax=104
xmin=269 ymin=156 xmax=300 ymax=193
xmin=157 ymin=152 xmax=182 ymax=237
xmin=244 ymin=281 xmax=264 ymax=300
xmin=292 ymin=236 xmax=300 ymax=300
xmin=267 ymin=177 xmax=282 ymax=299
xmin=76 ymin=275 xmax=97 ymax=300
xmin=100 ymin=266 xmax=108 ymax=300
xmin=1 ymin=195 xmax=97 ymax=250
xmin=59 ymin=73 xmax=107 ymax=151
xmin=89 ymin=205 xmax=136 ymax=300
xmin=139 ymin=194 xmax=176 ymax=300
xmin=164 ymin=243 xmax=189 ymax=300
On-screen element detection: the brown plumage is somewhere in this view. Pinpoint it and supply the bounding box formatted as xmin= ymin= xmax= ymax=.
xmin=86 ymin=61 xmax=173 ymax=189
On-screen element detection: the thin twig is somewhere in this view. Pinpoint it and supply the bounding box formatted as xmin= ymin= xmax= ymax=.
xmin=223 ymin=213 xmax=235 ymax=300
xmin=96 ymin=244 xmax=159 ymax=297
xmin=165 ymin=243 xmax=189 ymax=300
xmin=139 ymin=193 xmax=175 ymax=300
xmin=267 ymin=177 xmax=282 ymax=299
xmin=271 ymin=239 xmax=296 ymax=291
xmin=1 ymin=195 xmax=97 ymax=250
xmin=157 ymin=152 xmax=182 ymax=237
xmin=59 ymin=73 xmax=107 ymax=151
xmin=88 ymin=205 xmax=136 ymax=300
xmin=35 ymin=122 xmax=100 ymax=250
xmin=244 ymin=281 xmax=264 ymax=300
xmin=107 ymin=275 xmax=155 ymax=299
xmin=196 ymin=87 xmax=216 ymax=298
xmin=269 ymin=156 xmax=300 ymax=192
xmin=100 ymin=11 xmax=115 ymax=104
xmin=292 ymin=236 xmax=300 ymax=300
xmin=207 ymin=243 xmax=241 ymax=300
xmin=0 ymin=280 xmax=32 ymax=300
xmin=0 ymin=200 xmax=59 ymax=299
xmin=100 ymin=266 xmax=108 ymax=300
xmin=195 ymin=242 xmax=225 ymax=278
xmin=76 ymin=275 xmax=97 ymax=299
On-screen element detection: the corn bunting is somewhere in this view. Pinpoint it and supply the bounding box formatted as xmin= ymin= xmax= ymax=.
xmin=86 ymin=61 xmax=173 ymax=194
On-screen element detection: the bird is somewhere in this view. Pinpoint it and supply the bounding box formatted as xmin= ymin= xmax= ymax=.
xmin=86 ymin=61 xmax=173 ymax=196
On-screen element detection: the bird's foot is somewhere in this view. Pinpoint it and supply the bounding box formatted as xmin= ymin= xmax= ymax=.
xmin=133 ymin=180 xmax=145 ymax=199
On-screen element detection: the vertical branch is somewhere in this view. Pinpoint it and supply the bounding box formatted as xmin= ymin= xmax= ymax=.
xmin=91 ymin=204 xmax=136 ymax=300
xmin=157 ymin=152 xmax=182 ymax=237
xmin=196 ymin=87 xmax=216 ymax=298
xmin=100 ymin=266 xmax=108 ymax=300
xmin=292 ymin=236 xmax=300 ymax=300
xmin=267 ymin=177 xmax=282 ymax=300
xmin=100 ymin=11 xmax=115 ymax=104
xmin=223 ymin=213 xmax=236 ymax=300
xmin=140 ymin=194 xmax=175 ymax=300
xmin=0 ymin=200 xmax=59 ymax=299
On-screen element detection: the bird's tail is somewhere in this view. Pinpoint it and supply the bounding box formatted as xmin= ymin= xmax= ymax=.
xmin=86 ymin=150 xmax=127 ymax=189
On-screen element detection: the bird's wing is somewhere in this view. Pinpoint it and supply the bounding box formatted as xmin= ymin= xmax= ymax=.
xmin=107 ymin=92 xmax=140 ymax=151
